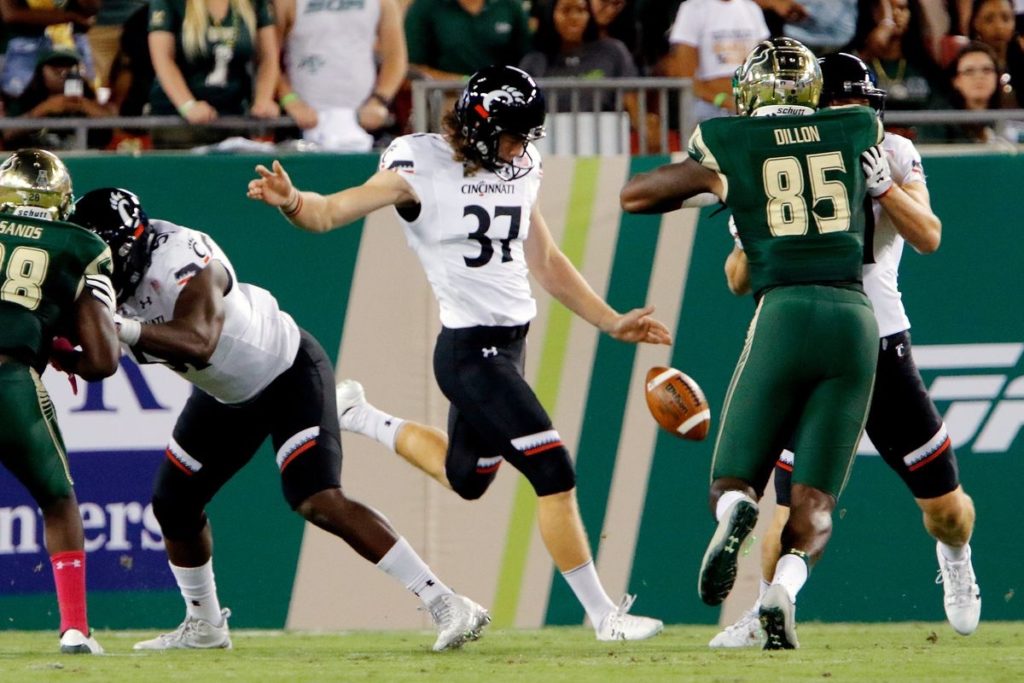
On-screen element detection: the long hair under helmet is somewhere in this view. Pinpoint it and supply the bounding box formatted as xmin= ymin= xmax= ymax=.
xmin=454 ymin=65 xmax=546 ymax=181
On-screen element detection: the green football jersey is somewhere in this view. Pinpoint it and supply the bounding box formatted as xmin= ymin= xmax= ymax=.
xmin=0 ymin=214 xmax=113 ymax=371
xmin=689 ymin=106 xmax=884 ymax=296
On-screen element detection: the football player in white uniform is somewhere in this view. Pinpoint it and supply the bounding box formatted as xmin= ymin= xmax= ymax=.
xmin=248 ymin=65 xmax=672 ymax=641
xmin=713 ymin=53 xmax=980 ymax=648
xmin=70 ymin=188 xmax=490 ymax=653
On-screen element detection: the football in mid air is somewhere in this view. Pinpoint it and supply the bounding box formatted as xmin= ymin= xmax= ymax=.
xmin=644 ymin=366 xmax=711 ymax=441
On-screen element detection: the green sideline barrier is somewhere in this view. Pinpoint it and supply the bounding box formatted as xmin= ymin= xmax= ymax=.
xmin=1 ymin=152 xmax=1021 ymax=629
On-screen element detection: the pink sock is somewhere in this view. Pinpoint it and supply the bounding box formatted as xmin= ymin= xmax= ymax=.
xmin=51 ymin=550 xmax=88 ymax=634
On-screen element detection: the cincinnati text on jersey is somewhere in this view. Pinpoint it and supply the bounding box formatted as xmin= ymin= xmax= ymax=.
xmin=461 ymin=181 xmax=518 ymax=195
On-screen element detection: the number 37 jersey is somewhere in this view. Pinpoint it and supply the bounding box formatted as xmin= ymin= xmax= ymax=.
xmin=689 ymin=105 xmax=883 ymax=296
xmin=379 ymin=133 xmax=543 ymax=328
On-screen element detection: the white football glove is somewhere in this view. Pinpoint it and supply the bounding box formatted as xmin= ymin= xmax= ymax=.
xmin=861 ymin=145 xmax=893 ymax=198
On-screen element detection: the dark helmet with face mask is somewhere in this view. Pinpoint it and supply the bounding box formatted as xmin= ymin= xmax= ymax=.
xmin=455 ymin=65 xmax=546 ymax=181
xmin=69 ymin=188 xmax=151 ymax=300
xmin=818 ymin=52 xmax=887 ymax=113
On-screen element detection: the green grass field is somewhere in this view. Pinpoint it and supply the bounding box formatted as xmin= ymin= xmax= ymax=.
xmin=2 ymin=623 xmax=1022 ymax=682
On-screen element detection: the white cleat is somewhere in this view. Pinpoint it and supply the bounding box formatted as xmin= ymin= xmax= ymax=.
xmin=595 ymin=594 xmax=663 ymax=642
xmin=59 ymin=628 xmax=104 ymax=654
xmin=709 ymin=607 xmax=765 ymax=648
xmin=428 ymin=594 xmax=490 ymax=652
xmin=336 ymin=379 xmax=368 ymax=432
xmin=133 ymin=608 xmax=233 ymax=650
xmin=936 ymin=542 xmax=981 ymax=635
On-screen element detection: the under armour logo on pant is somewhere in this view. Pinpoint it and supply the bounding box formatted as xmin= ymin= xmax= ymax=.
xmin=482 ymin=346 xmax=498 ymax=358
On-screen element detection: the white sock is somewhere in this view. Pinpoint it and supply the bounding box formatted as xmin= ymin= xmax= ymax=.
xmin=939 ymin=541 xmax=970 ymax=563
xmin=772 ymin=552 xmax=809 ymax=603
xmin=715 ymin=490 xmax=753 ymax=522
xmin=562 ymin=560 xmax=616 ymax=628
xmin=343 ymin=402 xmax=405 ymax=451
xmin=376 ymin=537 xmax=452 ymax=606
xmin=170 ymin=559 xmax=223 ymax=624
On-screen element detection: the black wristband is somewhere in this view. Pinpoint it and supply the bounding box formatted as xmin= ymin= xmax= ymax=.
xmin=369 ymin=91 xmax=392 ymax=108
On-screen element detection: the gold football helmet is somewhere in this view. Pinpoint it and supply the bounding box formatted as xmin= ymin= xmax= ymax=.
xmin=0 ymin=149 xmax=73 ymax=220
xmin=734 ymin=38 xmax=822 ymax=115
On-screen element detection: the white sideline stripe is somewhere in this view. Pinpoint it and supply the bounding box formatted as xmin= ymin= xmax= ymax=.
xmin=929 ymin=375 xmax=1006 ymax=400
xmin=914 ymin=343 xmax=1023 ymax=369
xmin=677 ymin=409 xmax=710 ymax=436
xmin=168 ymin=436 xmax=202 ymax=473
xmin=276 ymin=426 xmax=320 ymax=469
xmin=510 ymin=429 xmax=561 ymax=451
xmin=595 ymin=200 xmax=697 ymax=620
xmin=646 ymin=368 xmax=680 ymax=391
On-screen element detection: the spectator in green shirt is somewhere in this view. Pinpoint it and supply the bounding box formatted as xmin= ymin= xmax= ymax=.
xmin=405 ymin=0 xmax=530 ymax=80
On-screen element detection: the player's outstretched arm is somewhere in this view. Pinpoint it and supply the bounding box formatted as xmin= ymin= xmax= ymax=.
xmin=620 ymin=157 xmax=723 ymax=215
xmin=525 ymin=206 xmax=672 ymax=346
xmin=247 ymin=160 xmax=418 ymax=233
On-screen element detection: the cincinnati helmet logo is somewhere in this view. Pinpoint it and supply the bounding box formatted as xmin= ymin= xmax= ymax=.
xmin=481 ymin=86 xmax=527 ymax=112
xmin=108 ymin=191 xmax=138 ymax=228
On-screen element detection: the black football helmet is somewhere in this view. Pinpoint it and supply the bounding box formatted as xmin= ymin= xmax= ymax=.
xmin=70 ymin=188 xmax=151 ymax=300
xmin=818 ymin=52 xmax=886 ymax=113
xmin=455 ymin=65 xmax=546 ymax=181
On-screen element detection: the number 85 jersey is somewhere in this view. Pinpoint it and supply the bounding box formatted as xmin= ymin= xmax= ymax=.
xmin=379 ymin=133 xmax=543 ymax=328
xmin=689 ymin=105 xmax=883 ymax=297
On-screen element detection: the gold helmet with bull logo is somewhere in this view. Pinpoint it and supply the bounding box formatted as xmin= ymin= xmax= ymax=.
xmin=734 ymin=38 xmax=822 ymax=116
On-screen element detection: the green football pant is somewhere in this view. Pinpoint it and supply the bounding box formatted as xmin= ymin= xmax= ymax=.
xmin=0 ymin=363 xmax=74 ymax=506
xmin=711 ymin=285 xmax=878 ymax=499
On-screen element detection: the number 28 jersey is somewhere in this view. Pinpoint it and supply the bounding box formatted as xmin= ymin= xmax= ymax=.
xmin=380 ymin=133 xmax=543 ymax=328
xmin=0 ymin=214 xmax=112 ymax=370
xmin=690 ymin=105 xmax=883 ymax=296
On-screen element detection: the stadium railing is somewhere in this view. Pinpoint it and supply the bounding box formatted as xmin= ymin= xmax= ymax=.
xmin=3 ymin=87 xmax=1024 ymax=152
xmin=411 ymin=77 xmax=698 ymax=155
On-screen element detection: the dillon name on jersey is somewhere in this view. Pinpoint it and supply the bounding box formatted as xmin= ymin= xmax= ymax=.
xmin=379 ymin=133 xmax=543 ymax=328
xmin=864 ymin=132 xmax=926 ymax=338
xmin=121 ymin=219 xmax=300 ymax=404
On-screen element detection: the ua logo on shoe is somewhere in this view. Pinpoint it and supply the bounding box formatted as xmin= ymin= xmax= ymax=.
xmin=482 ymin=347 xmax=498 ymax=358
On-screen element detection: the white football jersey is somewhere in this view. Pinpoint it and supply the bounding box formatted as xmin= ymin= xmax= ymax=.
xmin=863 ymin=133 xmax=926 ymax=337
xmin=380 ymin=133 xmax=543 ymax=328
xmin=122 ymin=219 xmax=301 ymax=404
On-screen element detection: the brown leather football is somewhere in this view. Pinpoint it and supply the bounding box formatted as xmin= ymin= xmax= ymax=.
xmin=644 ymin=366 xmax=711 ymax=441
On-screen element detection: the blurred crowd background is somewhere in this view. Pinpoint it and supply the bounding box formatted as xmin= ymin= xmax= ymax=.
xmin=1 ymin=0 xmax=1022 ymax=152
